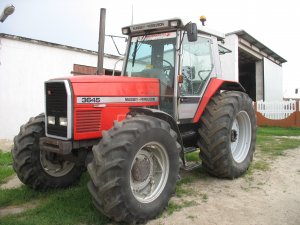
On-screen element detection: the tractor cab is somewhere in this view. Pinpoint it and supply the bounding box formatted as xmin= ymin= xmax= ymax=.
xmin=122 ymin=18 xmax=224 ymax=121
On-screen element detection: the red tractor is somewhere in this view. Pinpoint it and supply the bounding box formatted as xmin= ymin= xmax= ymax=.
xmin=12 ymin=18 xmax=256 ymax=223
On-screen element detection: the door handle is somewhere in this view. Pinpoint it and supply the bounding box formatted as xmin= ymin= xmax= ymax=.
xmin=180 ymin=97 xmax=189 ymax=103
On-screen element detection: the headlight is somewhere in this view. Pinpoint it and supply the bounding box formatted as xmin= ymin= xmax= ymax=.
xmin=122 ymin=27 xmax=129 ymax=35
xmin=59 ymin=117 xmax=68 ymax=126
xmin=48 ymin=116 xmax=55 ymax=125
xmin=170 ymin=20 xmax=179 ymax=27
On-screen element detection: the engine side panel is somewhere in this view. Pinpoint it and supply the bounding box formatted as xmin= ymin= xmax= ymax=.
xmin=70 ymin=76 xmax=160 ymax=140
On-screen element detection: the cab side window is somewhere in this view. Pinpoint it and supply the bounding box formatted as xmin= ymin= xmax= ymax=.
xmin=180 ymin=36 xmax=213 ymax=96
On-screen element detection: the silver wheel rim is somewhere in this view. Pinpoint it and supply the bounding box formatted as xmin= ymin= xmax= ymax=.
xmin=230 ymin=111 xmax=252 ymax=163
xmin=40 ymin=151 xmax=75 ymax=177
xmin=130 ymin=142 xmax=169 ymax=203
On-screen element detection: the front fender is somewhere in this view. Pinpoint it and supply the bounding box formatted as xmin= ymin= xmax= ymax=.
xmin=128 ymin=107 xmax=185 ymax=164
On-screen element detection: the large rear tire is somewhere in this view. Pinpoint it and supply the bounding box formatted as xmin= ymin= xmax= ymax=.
xmin=12 ymin=114 xmax=84 ymax=190
xmin=87 ymin=115 xmax=180 ymax=223
xmin=198 ymin=91 xmax=256 ymax=178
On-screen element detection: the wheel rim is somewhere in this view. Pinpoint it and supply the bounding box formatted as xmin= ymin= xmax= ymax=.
xmin=40 ymin=151 xmax=75 ymax=177
xmin=130 ymin=142 xmax=169 ymax=203
xmin=230 ymin=111 xmax=252 ymax=163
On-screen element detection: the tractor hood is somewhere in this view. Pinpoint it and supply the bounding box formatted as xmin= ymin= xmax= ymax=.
xmin=67 ymin=75 xmax=160 ymax=98
xmin=48 ymin=75 xmax=160 ymax=108
xmin=46 ymin=75 xmax=160 ymax=140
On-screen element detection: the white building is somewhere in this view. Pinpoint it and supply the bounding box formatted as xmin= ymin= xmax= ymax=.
xmin=220 ymin=30 xmax=286 ymax=101
xmin=284 ymin=88 xmax=300 ymax=100
xmin=0 ymin=33 xmax=122 ymax=140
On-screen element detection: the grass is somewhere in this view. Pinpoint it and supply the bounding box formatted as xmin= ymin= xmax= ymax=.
xmin=256 ymin=127 xmax=300 ymax=156
xmin=200 ymin=193 xmax=208 ymax=202
xmin=0 ymin=186 xmax=45 ymax=207
xmin=0 ymin=174 xmax=110 ymax=225
xmin=0 ymin=126 xmax=300 ymax=224
xmin=0 ymin=153 xmax=107 ymax=225
xmin=257 ymin=126 xmax=300 ymax=137
xmin=185 ymin=151 xmax=200 ymax=162
xmin=166 ymin=200 xmax=197 ymax=215
xmin=0 ymin=151 xmax=14 ymax=184
xmin=245 ymin=126 xmax=300 ymax=176
xmin=246 ymin=160 xmax=270 ymax=176
xmin=175 ymin=175 xmax=197 ymax=197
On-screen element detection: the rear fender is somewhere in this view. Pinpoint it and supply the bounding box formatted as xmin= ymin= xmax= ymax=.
xmin=193 ymin=78 xmax=245 ymax=123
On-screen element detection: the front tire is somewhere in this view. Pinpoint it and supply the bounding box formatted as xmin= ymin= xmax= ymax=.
xmin=198 ymin=91 xmax=256 ymax=178
xmin=12 ymin=114 xmax=84 ymax=190
xmin=87 ymin=115 xmax=180 ymax=223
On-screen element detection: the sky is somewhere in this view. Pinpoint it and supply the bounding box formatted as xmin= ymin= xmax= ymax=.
xmin=0 ymin=0 xmax=299 ymax=97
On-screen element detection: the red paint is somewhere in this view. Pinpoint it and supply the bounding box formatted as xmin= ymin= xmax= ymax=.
xmin=68 ymin=75 xmax=160 ymax=140
xmin=193 ymin=78 xmax=229 ymax=123
xmin=73 ymin=107 xmax=130 ymax=140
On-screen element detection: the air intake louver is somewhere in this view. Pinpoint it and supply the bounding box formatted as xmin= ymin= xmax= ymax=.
xmin=76 ymin=110 xmax=101 ymax=133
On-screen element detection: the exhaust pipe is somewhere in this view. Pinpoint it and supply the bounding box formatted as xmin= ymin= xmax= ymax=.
xmin=97 ymin=8 xmax=106 ymax=75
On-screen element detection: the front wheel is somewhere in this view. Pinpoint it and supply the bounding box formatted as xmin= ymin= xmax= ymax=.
xmin=12 ymin=114 xmax=84 ymax=190
xmin=88 ymin=115 xmax=180 ymax=223
xmin=198 ymin=91 xmax=256 ymax=178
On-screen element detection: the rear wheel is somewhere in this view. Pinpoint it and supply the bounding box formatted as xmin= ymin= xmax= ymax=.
xmin=12 ymin=114 xmax=84 ymax=190
xmin=198 ymin=91 xmax=256 ymax=178
xmin=88 ymin=115 xmax=180 ymax=223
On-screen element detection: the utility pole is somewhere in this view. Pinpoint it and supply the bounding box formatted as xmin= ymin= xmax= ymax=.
xmin=97 ymin=8 xmax=106 ymax=75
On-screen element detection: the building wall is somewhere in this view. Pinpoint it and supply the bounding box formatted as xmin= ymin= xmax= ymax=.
xmin=263 ymin=58 xmax=283 ymax=101
xmin=284 ymin=88 xmax=300 ymax=100
xmin=219 ymin=34 xmax=239 ymax=81
xmin=255 ymin=61 xmax=264 ymax=101
xmin=0 ymin=37 xmax=121 ymax=139
xmin=220 ymin=35 xmax=284 ymax=101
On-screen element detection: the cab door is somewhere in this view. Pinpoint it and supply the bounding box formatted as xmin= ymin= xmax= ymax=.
xmin=178 ymin=35 xmax=216 ymax=123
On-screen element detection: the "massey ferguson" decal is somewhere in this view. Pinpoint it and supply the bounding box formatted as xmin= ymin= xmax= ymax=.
xmin=77 ymin=96 xmax=158 ymax=104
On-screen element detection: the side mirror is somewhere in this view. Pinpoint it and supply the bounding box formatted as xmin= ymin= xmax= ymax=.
xmin=186 ymin=23 xmax=197 ymax=42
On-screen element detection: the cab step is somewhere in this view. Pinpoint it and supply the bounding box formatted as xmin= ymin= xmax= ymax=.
xmin=182 ymin=161 xmax=201 ymax=171
xmin=182 ymin=147 xmax=200 ymax=171
xmin=184 ymin=146 xmax=198 ymax=154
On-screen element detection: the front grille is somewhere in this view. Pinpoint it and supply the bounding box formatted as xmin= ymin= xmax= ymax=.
xmin=76 ymin=110 xmax=101 ymax=133
xmin=45 ymin=82 xmax=68 ymax=138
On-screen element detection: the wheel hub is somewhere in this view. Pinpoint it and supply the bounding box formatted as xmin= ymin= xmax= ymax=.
xmin=132 ymin=157 xmax=151 ymax=182
xmin=40 ymin=151 xmax=74 ymax=177
xmin=231 ymin=129 xmax=238 ymax=142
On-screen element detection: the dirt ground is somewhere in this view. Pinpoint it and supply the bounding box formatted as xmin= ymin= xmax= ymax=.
xmin=148 ymin=148 xmax=300 ymax=225
xmin=1 ymin=139 xmax=300 ymax=225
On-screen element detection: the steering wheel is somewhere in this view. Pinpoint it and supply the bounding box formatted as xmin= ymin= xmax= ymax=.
xmin=162 ymin=59 xmax=174 ymax=82
xmin=162 ymin=59 xmax=173 ymax=72
xmin=163 ymin=59 xmax=173 ymax=67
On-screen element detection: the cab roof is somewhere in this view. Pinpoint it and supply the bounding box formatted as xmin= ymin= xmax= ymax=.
xmin=122 ymin=18 xmax=225 ymax=41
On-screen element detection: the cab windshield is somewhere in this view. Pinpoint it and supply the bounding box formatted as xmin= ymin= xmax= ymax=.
xmin=125 ymin=32 xmax=177 ymax=88
xmin=124 ymin=32 xmax=177 ymax=115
